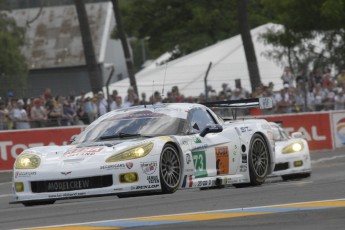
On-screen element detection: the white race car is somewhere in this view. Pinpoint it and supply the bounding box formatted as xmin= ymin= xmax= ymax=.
xmin=11 ymin=98 xmax=275 ymax=206
xmin=269 ymin=122 xmax=311 ymax=180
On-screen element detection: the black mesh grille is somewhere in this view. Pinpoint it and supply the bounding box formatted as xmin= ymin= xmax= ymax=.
xmin=274 ymin=162 xmax=289 ymax=171
xmin=31 ymin=175 xmax=113 ymax=193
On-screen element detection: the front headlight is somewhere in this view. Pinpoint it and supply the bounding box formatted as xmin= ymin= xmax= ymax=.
xmin=15 ymin=154 xmax=41 ymax=169
xmin=282 ymin=141 xmax=304 ymax=154
xmin=106 ymin=142 xmax=154 ymax=162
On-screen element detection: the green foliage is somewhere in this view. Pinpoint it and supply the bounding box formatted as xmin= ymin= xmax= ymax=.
xmin=0 ymin=1 xmax=28 ymax=99
xmin=119 ymin=1 xmax=237 ymax=60
xmin=259 ymin=0 xmax=345 ymax=72
xmin=117 ymin=0 xmax=345 ymax=75
xmin=116 ymin=0 xmax=273 ymax=70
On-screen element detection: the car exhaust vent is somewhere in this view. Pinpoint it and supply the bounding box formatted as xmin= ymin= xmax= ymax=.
xmin=31 ymin=175 xmax=113 ymax=193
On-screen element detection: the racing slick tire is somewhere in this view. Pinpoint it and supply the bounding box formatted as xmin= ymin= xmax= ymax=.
xmin=233 ymin=133 xmax=270 ymax=188
xmin=22 ymin=200 xmax=56 ymax=206
xmin=281 ymin=172 xmax=311 ymax=181
xmin=160 ymin=144 xmax=182 ymax=194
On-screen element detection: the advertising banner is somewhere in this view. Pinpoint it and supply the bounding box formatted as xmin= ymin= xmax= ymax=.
xmin=262 ymin=113 xmax=333 ymax=151
xmin=330 ymin=111 xmax=345 ymax=149
xmin=0 ymin=127 xmax=83 ymax=171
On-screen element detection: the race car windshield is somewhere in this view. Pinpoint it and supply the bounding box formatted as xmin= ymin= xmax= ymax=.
xmin=75 ymin=112 xmax=186 ymax=143
xmin=99 ymin=132 xmax=142 ymax=140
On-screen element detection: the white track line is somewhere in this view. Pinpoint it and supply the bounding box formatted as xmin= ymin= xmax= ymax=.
xmin=311 ymin=155 xmax=345 ymax=164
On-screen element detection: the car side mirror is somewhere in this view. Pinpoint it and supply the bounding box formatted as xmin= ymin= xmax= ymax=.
xmin=291 ymin=132 xmax=302 ymax=139
xmin=70 ymin=134 xmax=78 ymax=144
xmin=200 ymin=124 xmax=223 ymax=137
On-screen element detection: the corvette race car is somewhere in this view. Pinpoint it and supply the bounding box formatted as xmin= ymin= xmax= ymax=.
xmin=270 ymin=122 xmax=311 ymax=180
xmin=12 ymin=98 xmax=275 ymax=206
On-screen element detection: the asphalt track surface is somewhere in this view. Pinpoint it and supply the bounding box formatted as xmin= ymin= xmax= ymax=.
xmin=0 ymin=149 xmax=344 ymax=230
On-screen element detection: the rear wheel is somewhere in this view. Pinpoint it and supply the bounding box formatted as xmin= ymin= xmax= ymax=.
xmin=234 ymin=134 xmax=270 ymax=188
xmin=249 ymin=134 xmax=270 ymax=185
xmin=160 ymin=144 xmax=182 ymax=193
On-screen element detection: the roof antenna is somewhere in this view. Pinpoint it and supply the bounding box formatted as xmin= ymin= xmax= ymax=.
xmin=161 ymin=63 xmax=168 ymax=97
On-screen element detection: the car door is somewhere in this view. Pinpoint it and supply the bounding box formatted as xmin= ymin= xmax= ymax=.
xmin=188 ymin=108 xmax=235 ymax=178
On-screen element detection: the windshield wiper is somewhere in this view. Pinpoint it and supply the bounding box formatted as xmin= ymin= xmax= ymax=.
xmin=99 ymin=132 xmax=141 ymax=140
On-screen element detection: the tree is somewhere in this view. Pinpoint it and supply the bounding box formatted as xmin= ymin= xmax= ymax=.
xmin=0 ymin=0 xmax=28 ymax=99
xmin=121 ymin=0 xmax=240 ymax=59
xmin=260 ymin=0 xmax=345 ymax=73
xmin=111 ymin=0 xmax=138 ymax=96
xmin=75 ymin=0 xmax=103 ymax=94
xmin=236 ymin=0 xmax=261 ymax=92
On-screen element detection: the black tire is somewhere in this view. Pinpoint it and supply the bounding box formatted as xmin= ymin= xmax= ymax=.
xmin=282 ymin=172 xmax=311 ymax=181
xmin=159 ymin=144 xmax=182 ymax=194
xmin=248 ymin=134 xmax=270 ymax=186
xmin=22 ymin=200 xmax=55 ymax=206
xmin=233 ymin=134 xmax=270 ymax=188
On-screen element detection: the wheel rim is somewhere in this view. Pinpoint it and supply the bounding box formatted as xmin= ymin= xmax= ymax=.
xmin=251 ymin=138 xmax=269 ymax=177
xmin=161 ymin=146 xmax=181 ymax=188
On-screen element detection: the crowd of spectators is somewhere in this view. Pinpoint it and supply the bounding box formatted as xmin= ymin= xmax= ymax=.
xmin=1 ymin=67 xmax=345 ymax=130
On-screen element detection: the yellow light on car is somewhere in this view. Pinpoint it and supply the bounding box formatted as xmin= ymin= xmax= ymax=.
xmin=292 ymin=143 xmax=302 ymax=152
xmin=106 ymin=142 xmax=154 ymax=162
xmin=15 ymin=182 xmax=24 ymax=192
xmin=282 ymin=141 xmax=304 ymax=154
xmin=294 ymin=160 xmax=303 ymax=167
xmin=119 ymin=173 xmax=138 ymax=183
xmin=15 ymin=154 xmax=41 ymax=169
xmin=134 ymin=148 xmax=145 ymax=157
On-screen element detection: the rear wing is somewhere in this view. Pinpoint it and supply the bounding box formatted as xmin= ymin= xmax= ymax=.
xmin=202 ymin=97 xmax=273 ymax=119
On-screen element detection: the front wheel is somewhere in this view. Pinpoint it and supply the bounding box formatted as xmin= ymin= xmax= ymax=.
xmin=248 ymin=134 xmax=270 ymax=186
xmin=160 ymin=144 xmax=182 ymax=194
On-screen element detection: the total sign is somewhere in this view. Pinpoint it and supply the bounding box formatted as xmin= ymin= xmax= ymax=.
xmin=264 ymin=113 xmax=333 ymax=151
xmin=331 ymin=111 xmax=345 ymax=149
xmin=0 ymin=127 xmax=82 ymax=171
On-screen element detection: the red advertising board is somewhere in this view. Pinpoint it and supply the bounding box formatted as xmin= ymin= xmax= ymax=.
xmin=261 ymin=113 xmax=333 ymax=151
xmin=0 ymin=127 xmax=83 ymax=171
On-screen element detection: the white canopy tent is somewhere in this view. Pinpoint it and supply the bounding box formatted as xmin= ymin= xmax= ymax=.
xmin=104 ymin=23 xmax=285 ymax=98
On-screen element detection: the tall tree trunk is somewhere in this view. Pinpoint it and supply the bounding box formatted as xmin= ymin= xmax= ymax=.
xmin=111 ymin=0 xmax=138 ymax=96
xmin=236 ymin=0 xmax=261 ymax=93
xmin=75 ymin=0 xmax=103 ymax=94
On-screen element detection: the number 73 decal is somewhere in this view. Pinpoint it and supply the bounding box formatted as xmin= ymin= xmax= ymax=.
xmin=192 ymin=151 xmax=208 ymax=178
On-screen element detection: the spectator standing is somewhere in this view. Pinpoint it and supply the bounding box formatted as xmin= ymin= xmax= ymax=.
xmin=334 ymin=89 xmax=345 ymax=110
xmin=219 ymin=83 xmax=232 ymax=99
xmin=110 ymin=96 xmax=123 ymax=110
xmin=89 ymin=97 xmax=98 ymax=123
xmin=77 ymin=99 xmax=90 ymax=125
xmin=312 ymin=70 xmax=323 ymax=87
xmin=230 ymin=88 xmax=244 ymax=100
xmin=322 ymin=68 xmax=333 ymax=88
xmin=274 ymin=84 xmax=293 ymax=113
xmin=46 ymin=100 xmax=63 ymax=127
xmin=97 ymin=91 xmax=108 ymax=116
xmin=313 ymin=83 xmax=326 ymax=111
xmin=43 ymin=88 xmax=53 ymax=101
xmin=140 ymin=92 xmax=148 ymax=105
xmin=281 ymin=67 xmax=295 ymax=87
xmin=30 ymin=98 xmax=47 ymax=128
xmin=336 ymin=69 xmax=345 ymax=86
xmin=323 ymin=83 xmax=336 ymax=110
xmin=12 ymin=99 xmax=30 ymax=129
xmin=62 ymin=99 xmax=77 ymax=126
xmin=124 ymin=86 xmax=138 ymax=107
xmin=152 ymin=91 xmax=162 ymax=104
xmin=0 ymin=100 xmax=10 ymax=130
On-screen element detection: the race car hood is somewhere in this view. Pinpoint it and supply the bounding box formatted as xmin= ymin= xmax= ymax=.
xmin=19 ymin=138 xmax=154 ymax=170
